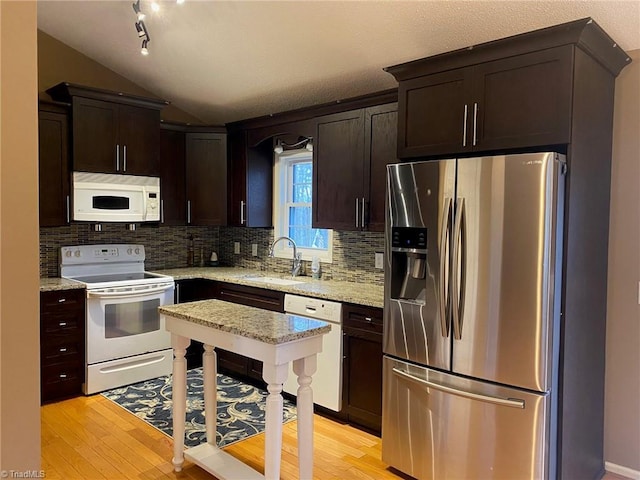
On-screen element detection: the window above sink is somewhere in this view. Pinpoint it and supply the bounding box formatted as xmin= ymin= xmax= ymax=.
xmin=273 ymin=149 xmax=333 ymax=263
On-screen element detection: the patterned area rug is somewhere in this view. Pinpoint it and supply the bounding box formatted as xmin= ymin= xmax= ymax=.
xmin=102 ymin=368 xmax=297 ymax=448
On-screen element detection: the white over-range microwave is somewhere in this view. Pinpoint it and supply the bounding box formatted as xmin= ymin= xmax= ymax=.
xmin=72 ymin=172 xmax=160 ymax=222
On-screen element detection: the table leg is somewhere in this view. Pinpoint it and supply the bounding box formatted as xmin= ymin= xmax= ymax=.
xmin=171 ymin=334 xmax=190 ymax=472
xmin=261 ymin=363 xmax=289 ymax=480
xmin=293 ymin=355 xmax=317 ymax=480
xmin=202 ymin=344 xmax=217 ymax=445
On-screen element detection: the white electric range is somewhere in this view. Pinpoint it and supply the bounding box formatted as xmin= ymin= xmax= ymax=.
xmin=61 ymin=244 xmax=175 ymax=395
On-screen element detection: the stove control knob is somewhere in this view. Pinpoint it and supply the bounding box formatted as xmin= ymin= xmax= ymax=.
xmin=65 ymin=250 xmax=72 ymax=258
xmin=135 ymin=248 xmax=141 ymax=255
xmin=74 ymin=250 xmax=81 ymax=258
xmin=127 ymin=248 xmax=133 ymax=255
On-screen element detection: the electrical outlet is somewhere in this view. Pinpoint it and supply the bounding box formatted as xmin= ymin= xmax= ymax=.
xmin=375 ymin=252 xmax=384 ymax=269
xmin=234 ymin=242 xmax=240 ymax=254
xmin=252 ymin=243 xmax=258 ymax=257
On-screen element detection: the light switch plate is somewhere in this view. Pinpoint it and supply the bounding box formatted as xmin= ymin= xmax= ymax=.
xmin=234 ymin=242 xmax=240 ymax=254
xmin=252 ymin=244 xmax=258 ymax=256
xmin=375 ymin=252 xmax=384 ymax=269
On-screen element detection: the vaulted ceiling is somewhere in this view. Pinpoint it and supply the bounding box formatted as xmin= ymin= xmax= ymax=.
xmin=37 ymin=1 xmax=640 ymax=124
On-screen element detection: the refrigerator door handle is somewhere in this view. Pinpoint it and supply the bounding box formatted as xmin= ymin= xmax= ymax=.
xmin=452 ymin=197 xmax=466 ymax=340
xmin=439 ymin=197 xmax=452 ymax=338
xmin=392 ymin=367 xmax=525 ymax=409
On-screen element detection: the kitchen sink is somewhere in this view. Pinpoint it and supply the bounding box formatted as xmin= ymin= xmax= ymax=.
xmin=242 ymin=276 xmax=305 ymax=286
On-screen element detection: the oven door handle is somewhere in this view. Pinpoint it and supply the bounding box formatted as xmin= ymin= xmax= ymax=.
xmin=86 ymin=283 xmax=174 ymax=299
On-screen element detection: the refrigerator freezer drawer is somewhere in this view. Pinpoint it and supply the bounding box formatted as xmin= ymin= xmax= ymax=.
xmin=382 ymin=357 xmax=550 ymax=480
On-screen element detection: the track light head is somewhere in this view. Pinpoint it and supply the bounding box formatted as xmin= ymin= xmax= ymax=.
xmin=274 ymin=140 xmax=284 ymax=155
xmin=132 ymin=0 xmax=145 ymax=20
xmin=141 ymin=39 xmax=149 ymax=56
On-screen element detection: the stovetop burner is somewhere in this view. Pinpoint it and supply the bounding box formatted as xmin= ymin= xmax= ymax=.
xmin=60 ymin=244 xmax=174 ymax=289
xmin=71 ymin=272 xmax=163 ymax=284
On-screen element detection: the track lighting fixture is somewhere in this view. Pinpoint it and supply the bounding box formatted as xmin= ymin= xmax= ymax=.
xmin=131 ymin=0 xmax=185 ymax=56
xmin=135 ymin=21 xmax=146 ymax=38
xmin=273 ymin=137 xmax=313 ymax=154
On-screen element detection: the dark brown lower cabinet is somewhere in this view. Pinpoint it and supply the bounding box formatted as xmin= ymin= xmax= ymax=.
xmin=174 ymin=279 xmax=284 ymax=380
xmin=215 ymin=282 xmax=284 ymax=382
xmin=40 ymin=289 xmax=86 ymax=404
xmin=342 ymin=304 xmax=383 ymax=434
xmin=175 ymin=279 xmax=218 ymax=369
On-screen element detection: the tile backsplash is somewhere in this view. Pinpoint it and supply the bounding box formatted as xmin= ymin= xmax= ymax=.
xmin=218 ymin=227 xmax=384 ymax=284
xmin=40 ymin=224 xmax=384 ymax=285
xmin=39 ymin=224 xmax=220 ymax=277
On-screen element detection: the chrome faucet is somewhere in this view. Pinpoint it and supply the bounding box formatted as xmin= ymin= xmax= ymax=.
xmin=269 ymin=236 xmax=302 ymax=277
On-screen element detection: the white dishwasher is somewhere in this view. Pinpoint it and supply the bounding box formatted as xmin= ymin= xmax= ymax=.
xmin=283 ymin=294 xmax=343 ymax=412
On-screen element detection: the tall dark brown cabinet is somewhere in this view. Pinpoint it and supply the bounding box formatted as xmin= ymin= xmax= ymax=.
xmin=313 ymin=102 xmax=397 ymax=232
xmin=159 ymin=126 xmax=186 ymax=225
xmin=38 ymin=102 xmax=70 ymax=227
xmin=185 ymin=132 xmax=227 ymax=226
xmin=384 ymin=17 xmax=631 ymax=480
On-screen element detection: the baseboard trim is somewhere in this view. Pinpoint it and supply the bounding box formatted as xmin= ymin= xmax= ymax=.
xmin=606 ymin=461 xmax=640 ymax=480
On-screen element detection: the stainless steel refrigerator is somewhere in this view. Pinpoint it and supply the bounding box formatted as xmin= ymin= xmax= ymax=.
xmin=382 ymin=152 xmax=566 ymax=479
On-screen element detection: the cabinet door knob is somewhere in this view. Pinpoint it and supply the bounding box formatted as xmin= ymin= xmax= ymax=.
xmin=58 ymin=298 xmax=66 ymax=303
xmin=365 ymin=317 xmax=373 ymax=323
xmin=59 ymin=347 xmax=68 ymax=353
xmin=59 ymin=373 xmax=68 ymax=379
xmin=59 ymin=321 xmax=67 ymax=327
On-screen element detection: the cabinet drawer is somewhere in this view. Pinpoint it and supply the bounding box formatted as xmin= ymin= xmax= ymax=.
xmin=41 ymin=336 xmax=84 ymax=365
xmin=217 ymin=282 xmax=284 ymax=312
xmin=343 ymin=304 xmax=383 ymax=335
xmin=41 ymin=362 xmax=84 ymax=403
xmin=41 ymin=311 xmax=84 ymax=334
xmin=40 ymin=289 xmax=85 ymax=313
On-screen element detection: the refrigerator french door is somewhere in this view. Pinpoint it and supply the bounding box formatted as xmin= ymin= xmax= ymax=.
xmin=382 ymin=152 xmax=566 ymax=480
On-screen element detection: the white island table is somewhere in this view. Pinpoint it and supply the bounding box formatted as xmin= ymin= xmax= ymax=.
xmin=159 ymin=299 xmax=331 ymax=480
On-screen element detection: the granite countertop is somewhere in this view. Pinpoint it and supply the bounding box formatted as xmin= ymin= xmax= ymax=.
xmin=160 ymin=299 xmax=332 ymax=344
xmin=39 ymin=267 xmax=384 ymax=309
xmin=153 ymin=267 xmax=384 ymax=309
xmin=39 ymin=277 xmax=86 ymax=292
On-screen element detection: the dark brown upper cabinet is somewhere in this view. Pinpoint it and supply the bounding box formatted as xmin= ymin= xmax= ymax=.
xmin=386 ymin=18 xmax=630 ymax=159
xmin=159 ymin=127 xmax=186 ymax=225
xmin=46 ymin=83 xmax=167 ymax=176
xmin=186 ymin=132 xmax=227 ymax=226
xmin=38 ymin=103 xmax=71 ymax=227
xmin=227 ymin=130 xmax=273 ymax=228
xmin=394 ymin=46 xmax=573 ymax=158
xmin=227 ymin=119 xmax=314 ymax=228
xmin=313 ymin=103 xmax=397 ymax=231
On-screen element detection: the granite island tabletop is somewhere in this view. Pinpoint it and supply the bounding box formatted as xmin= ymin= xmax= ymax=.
xmin=153 ymin=267 xmax=384 ymax=309
xmin=160 ymin=299 xmax=332 ymax=345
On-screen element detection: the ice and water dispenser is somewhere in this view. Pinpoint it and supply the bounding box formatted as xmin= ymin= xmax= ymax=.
xmin=389 ymin=227 xmax=428 ymax=303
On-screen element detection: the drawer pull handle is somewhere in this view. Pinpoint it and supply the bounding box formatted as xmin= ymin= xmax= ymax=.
xmin=58 ymin=298 xmax=66 ymax=303
xmin=59 ymin=347 xmax=68 ymax=353
xmin=59 ymin=322 xmax=67 ymax=327
xmin=365 ymin=317 xmax=373 ymax=323
xmin=59 ymin=374 xmax=67 ymax=379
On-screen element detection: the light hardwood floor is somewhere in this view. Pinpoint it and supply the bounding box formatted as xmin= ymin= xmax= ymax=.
xmin=41 ymin=394 xmax=628 ymax=480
